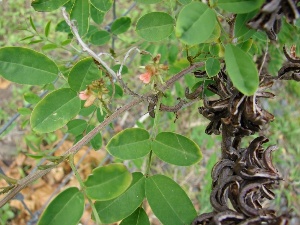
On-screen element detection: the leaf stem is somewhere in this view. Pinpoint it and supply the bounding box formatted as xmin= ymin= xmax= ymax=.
xmin=68 ymin=154 xmax=102 ymax=225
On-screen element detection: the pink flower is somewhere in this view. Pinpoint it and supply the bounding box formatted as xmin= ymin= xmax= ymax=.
xmin=139 ymin=71 xmax=152 ymax=84
xmin=79 ymin=90 xmax=90 ymax=100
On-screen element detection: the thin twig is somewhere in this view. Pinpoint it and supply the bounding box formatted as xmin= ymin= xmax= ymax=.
xmin=259 ymin=41 xmax=269 ymax=75
xmin=61 ymin=7 xmax=117 ymax=80
xmin=117 ymin=47 xmax=143 ymax=98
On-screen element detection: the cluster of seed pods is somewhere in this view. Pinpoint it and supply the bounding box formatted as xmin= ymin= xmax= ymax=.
xmin=247 ymin=0 xmax=300 ymax=40
xmin=192 ymin=67 xmax=293 ymax=224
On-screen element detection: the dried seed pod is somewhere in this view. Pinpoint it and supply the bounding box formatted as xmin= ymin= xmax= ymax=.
xmin=159 ymin=99 xmax=186 ymax=112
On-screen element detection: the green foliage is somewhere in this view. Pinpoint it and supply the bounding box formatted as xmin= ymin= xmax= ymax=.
xmin=67 ymin=119 xmax=87 ymax=136
xmin=152 ymin=132 xmax=202 ymax=166
xmin=31 ymin=0 xmax=69 ymax=12
xmin=0 ymin=47 xmax=58 ymax=85
xmin=30 ymin=88 xmax=81 ymax=133
xmin=37 ymin=187 xmax=84 ymax=225
xmin=136 ymin=0 xmax=162 ymax=4
xmin=90 ymin=0 xmax=113 ymax=12
xmin=224 ymin=44 xmax=259 ymax=96
xmin=119 ymin=208 xmax=150 ymax=225
xmin=0 ymin=204 xmax=15 ymax=225
xmin=205 ymin=58 xmax=220 ymax=77
xmin=70 ymin=0 xmax=90 ymax=36
xmin=175 ymin=2 xmax=217 ymax=45
xmin=234 ymin=11 xmax=257 ymax=40
xmin=90 ymin=30 xmax=111 ymax=45
xmin=86 ymin=125 xmax=103 ymax=150
xmin=84 ymin=164 xmax=132 ymax=201
xmin=90 ymin=5 xmax=105 ymax=24
xmin=136 ymin=12 xmax=174 ymax=42
xmin=145 ymin=175 xmax=197 ymax=225
xmin=68 ymin=57 xmax=101 ymax=92
xmin=107 ymin=128 xmax=151 ymax=160
xmin=95 ymin=172 xmax=145 ymax=223
xmin=217 ymin=0 xmax=264 ymax=14
xmin=111 ymin=17 xmax=131 ymax=35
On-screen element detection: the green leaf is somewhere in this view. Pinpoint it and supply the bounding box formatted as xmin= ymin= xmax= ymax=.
xmin=61 ymin=39 xmax=72 ymax=46
xmin=237 ymin=39 xmax=253 ymax=52
xmin=18 ymin=107 xmax=31 ymax=116
xmin=44 ymin=21 xmax=51 ymax=37
xmin=0 ymin=47 xmax=58 ymax=85
xmin=178 ymin=0 xmax=192 ymax=4
xmin=145 ymin=175 xmax=197 ymax=225
xmin=56 ymin=20 xmax=71 ymax=33
xmin=96 ymin=108 xmax=106 ymax=123
xmin=24 ymin=93 xmax=40 ymax=104
xmin=90 ymin=5 xmax=105 ymax=24
xmin=120 ymin=208 xmax=150 ymax=225
xmin=95 ymin=172 xmax=145 ymax=224
xmin=86 ymin=125 xmax=102 ymax=150
xmin=205 ymin=58 xmax=220 ymax=77
xmin=136 ymin=12 xmax=174 ymax=42
xmin=30 ymin=88 xmax=81 ymax=133
xmin=234 ymin=11 xmax=257 ymax=39
xmin=79 ymin=104 xmax=97 ymax=116
xmin=107 ymin=83 xmax=123 ymax=98
xmin=176 ymin=2 xmax=217 ymax=45
xmin=152 ymin=132 xmax=202 ymax=166
xmin=37 ymin=187 xmax=84 ymax=225
xmin=107 ymin=128 xmax=151 ymax=160
xmin=20 ymin=35 xmax=35 ymax=41
xmin=112 ymin=64 xmax=129 ymax=75
xmin=90 ymin=0 xmax=113 ymax=12
xmin=217 ymin=0 xmax=264 ymax=14
xmin=29 ymin=16 xmax=37 ymax=31
xmin=136 ymin=0 xmax=162 ymax=3
xmin=111 ymin=17 xmax=131 ymax=35
xmin=224 ymin=44 xmax=259 ymax=96
xmin=67 ymin=119 xmax=87 ymax=136
xmin=42 ymin=44 xmax=58 ymax=51
xmin=84 ymin=163 xmax=132 ymax=201
xmin=28 ymin=39 xmax=44 ymax=45
xmin=68 ymin=57 xmax=101 ymax=92
xmin=31 ymin=0 xmax=69 ymax=12
xmin=70 ymin=0 xmax=90 ymax=36
xmin=90 ymin=30 xmax=111 ymax=46
xmin=209 ymin=43 xmax=221 ymax=56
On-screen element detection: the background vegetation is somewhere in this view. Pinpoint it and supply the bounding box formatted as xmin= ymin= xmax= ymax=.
xmin=0 ymin=0 xmax=300 ymax=224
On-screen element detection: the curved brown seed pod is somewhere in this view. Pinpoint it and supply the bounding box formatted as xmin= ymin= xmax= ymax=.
xmin=256 ymin=91 xmax=275 ymax=98
xmin=238 ymin=167 xmax=281 ymax=180
xmin=237 ymin=216 xmax=266 ymax=225
xmin=273 ymin=15 xmax=282 ymax=34
xmin=238 ymin=182 xmax=263 ymax=216
xmin=159 ymin=99 xmax=186 ymax=112
xmin=210 ymin=186 xmax=229 ymax=212
xmin=192 ymin=212 xmax=215 ymax=225
xmin=185 ymin=85 xmax=203 ymax=100
xmin=292 ymin=72 xmax=300 ymax=81
xmin=262 ymin=145 xmax=278 ymax=174
xmin=213 ymin=210 xmax=245 ymax=225
xmin=194 ymin=70 xmax=207 ymax=78
xmin=260 ymin=184 xmax=275 ymax=200
xmin=211 ymin=159 xmax=235 ymax=185
xmin=278 ymin=63 xmax=300 ymax=77
xmin=246 ymin=136 xmax=268 ymax=167
xmin=245 ymin=191 xmax=260 ymax=210
xmin=217 ymin=176 xmax=242 ymax=206
xmin=228 ymin=181 xmax=241 ymax=212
